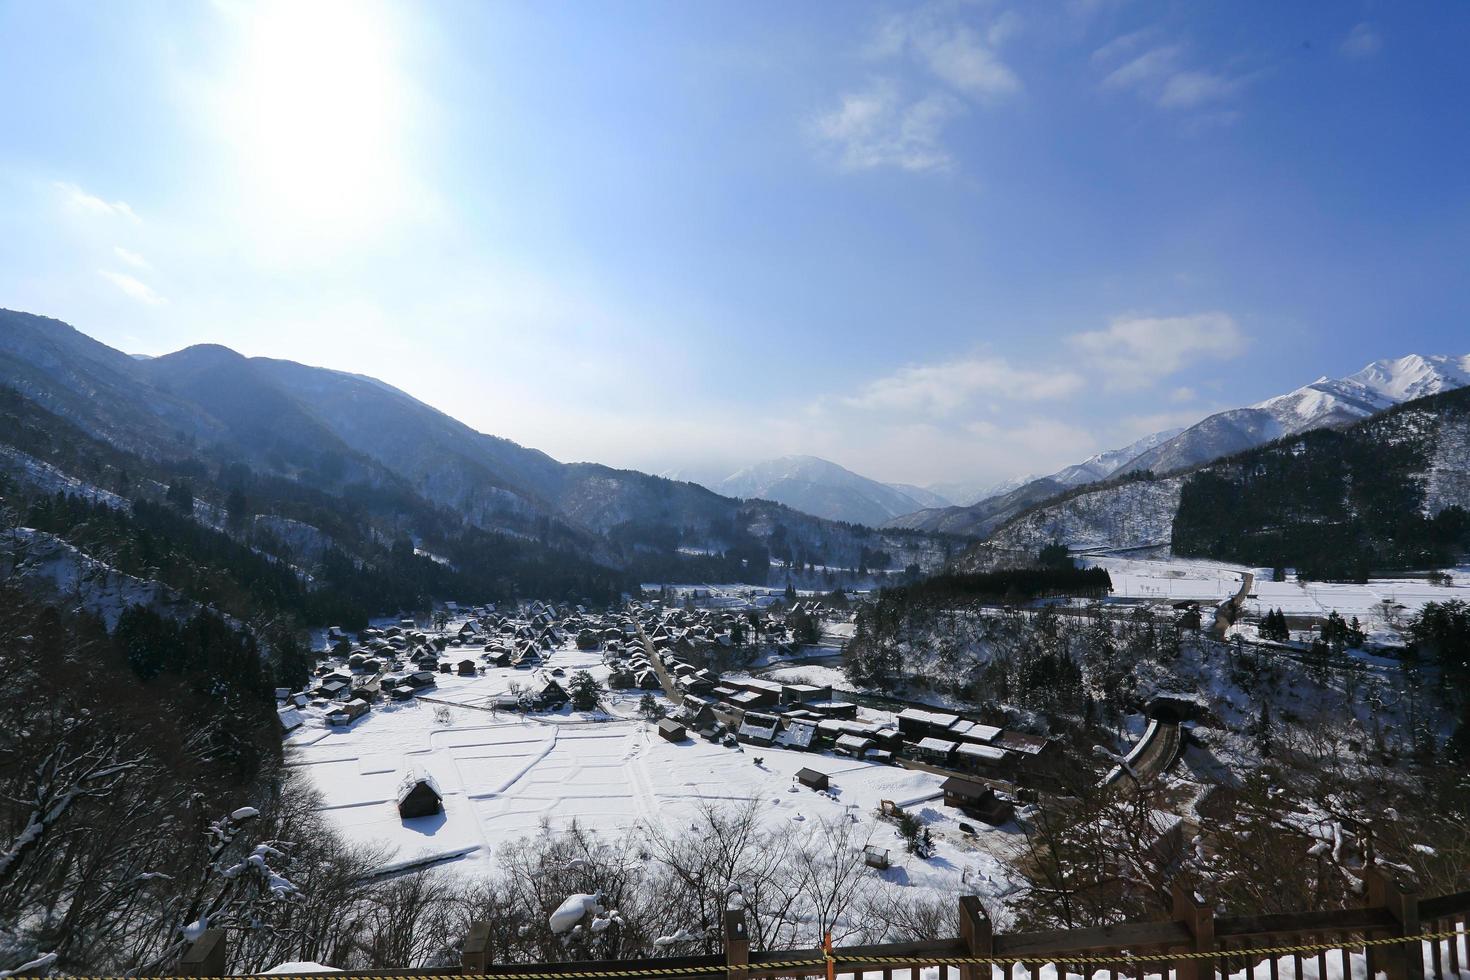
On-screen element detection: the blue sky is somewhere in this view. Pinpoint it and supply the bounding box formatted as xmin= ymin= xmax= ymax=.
xmin=1 ymin=1 xmax=1467 ymax=491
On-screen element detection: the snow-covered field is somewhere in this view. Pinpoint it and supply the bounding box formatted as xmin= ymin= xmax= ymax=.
xmin=1089 ymin=556 xmax=1470 ymax=640
xmin=287 ymin=637 xmax=1020 ymax=904
xmin=1089 ymin=556 xmax=1249 ymax=602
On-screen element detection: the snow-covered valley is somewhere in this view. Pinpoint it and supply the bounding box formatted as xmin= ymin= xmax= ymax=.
xmin=286 ymin=627 xmax=1023 ymax=915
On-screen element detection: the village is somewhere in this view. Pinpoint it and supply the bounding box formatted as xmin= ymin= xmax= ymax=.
xmin=273 ymin=592 xmax=1082 ymax=902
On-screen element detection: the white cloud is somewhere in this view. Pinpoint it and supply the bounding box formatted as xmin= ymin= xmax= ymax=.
xmin=1090 ymin=29 xmax=1155 ymax=66
xmin=1340 ymin=23 xmax=1382 ymax=59
xmin=1098 ymin=41 xmax=1249 ymax=112
xmin=112 ymin=246 xmax=151 ymax=269
xmin=876 ymin=6 xmax=1022 ymax=100
xmin=1101 ymin=44 xmax=1184 ymax=92
xmin=816 ymin=4 xmax=1022 ymax=174
xmin=54 ymin=182 xmax=140 ymax=222
xmin=1169 ymin=386 xmax=1197 ymax=403
xmin=814 ymin=82 xmax=961 ymax=173
xmin=915 ymin=24 xmax=1021 ymax=100
xmin=841 ymin=355 xmax=1085 ymax=415
xmin=1070 ymin=312 xmax=1247 ymax=390
xmin=99 ymin=269 xmax=167 ymax=305
xmin=1158 ymin=69 xmax=1243 ymax=109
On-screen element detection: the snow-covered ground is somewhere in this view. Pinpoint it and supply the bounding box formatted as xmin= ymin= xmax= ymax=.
xmin=1088 ymin=556 xmax=1470 ymax=641
xmin=288 ymin=636 xmax=1021 ymax=906
xmin=1089 ymin=556 xmax=1250 ymax=602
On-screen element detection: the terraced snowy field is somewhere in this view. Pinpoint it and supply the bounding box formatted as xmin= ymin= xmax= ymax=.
xmin=286 ymin=646 xmax=1019 ymax=903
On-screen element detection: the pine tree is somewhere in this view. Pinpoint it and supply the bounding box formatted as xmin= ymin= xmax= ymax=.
xmin=1253 ymin=700 xmax=1273 ymax=757
xmin=637 ymin=693 xmax=665 ymax=721
xmin=568 ymin=670 xmax=602 ymax=711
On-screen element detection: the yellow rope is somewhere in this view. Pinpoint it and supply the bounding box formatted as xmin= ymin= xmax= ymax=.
xmin=147 ymin=925 xmax=1467 ymax=979
xmin=65 ymin=927 xmax=1465 ymax=979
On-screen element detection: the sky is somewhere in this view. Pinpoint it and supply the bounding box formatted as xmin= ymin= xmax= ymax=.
xmin=1 ymin=1 xmax=1468 ymax=497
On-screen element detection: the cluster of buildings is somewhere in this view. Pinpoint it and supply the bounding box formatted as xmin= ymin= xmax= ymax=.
xmin=279 ymin=603 xmax=593 ymax=731
xmin=280 ymin=594 xmax=1063 ymax=831
xmin=620 ymin=603 xmax=1060 ymax=824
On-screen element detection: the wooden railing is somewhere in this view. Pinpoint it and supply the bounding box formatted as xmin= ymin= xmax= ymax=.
xmin=178 ymin=870 xmax=1470 ymax=980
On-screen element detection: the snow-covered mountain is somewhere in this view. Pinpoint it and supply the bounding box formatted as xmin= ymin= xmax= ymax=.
xmin=885 ymin=483 xmax=954 ymax=511
xmin=925 ymin=475 xmax=1036 ymax=509
xmin=890 ymin=353 xmax=1470 ymax=539
xmin=884 ymin=429 xmax=1183 ymax=537
xmin=1049 ymin=427 xmax=1185 ymax=487
xmin=965 ymin=377 xmax=1470 ymax=567
xmin=714 ymin=455 xmax=952 ymax=527
xmin=1119 ymin=354 xmax=1470 ymax=477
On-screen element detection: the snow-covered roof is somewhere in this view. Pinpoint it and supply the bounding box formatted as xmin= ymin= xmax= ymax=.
xmin=955 ymin=742 xmax=1008 ymax=763
xmin=899 ymin=707 xmax=960 ymax=728
xmin=776 ymin=721 xmax=816 ymax=749
xmin=737 ymin=714 xmax=779 ymax=737
xmin=395 ymin=769 xmax=442 ymax=805
xmin=955 ymin=723 xmax=1002 ymax=743
xmin=915 ymin=736 xmax=958 ymax=754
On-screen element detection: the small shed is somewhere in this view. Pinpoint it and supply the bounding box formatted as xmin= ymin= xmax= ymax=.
xmin=795 ymin=767 xmax=829 ymax=791
xmin=941 ymin=776 xmax=1014 ymax=825
xmin=863 ymin=845 xmax=891 ymax=869
xmin=658 ymin=718 xmax=687 ymax=742
xmin=457 ymin=659 xmax=478 ymax=676
xmin=396 ymin=772 xmax=443 ymax=819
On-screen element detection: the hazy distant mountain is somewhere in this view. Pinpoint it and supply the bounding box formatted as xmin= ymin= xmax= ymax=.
xmin=886 ymin=483 xmax=953 ymax=511
xmin=885 ymin=429 xmax=1183 ymax=537
xmin=925 ymin=476 xmax=1035 ymax=508
xmin=715 ymin=455 xmax=950 ymax=526
xmin=890 ymin=354 xmax=1470 ymax=540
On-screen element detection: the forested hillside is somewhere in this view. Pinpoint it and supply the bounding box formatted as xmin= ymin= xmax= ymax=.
xmin=0 ymin=386 xmax=633 ymax=630
xmin=956 ymin=385 xmax=1470 ymax=574
xmin=0 ymin=310 xmax=953 ymax=585
xmin=1172 ymin=386 xmax=1470 ymax=579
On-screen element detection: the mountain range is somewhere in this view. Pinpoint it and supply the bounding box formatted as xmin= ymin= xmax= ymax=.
xmin=5 ymin=307 xmax=1466 ymax=591
xmin=711 ymin=455 xmax=952 ymax=527
xmin=964 ymin=380 xmax=1470 ymax=573
xmin=890 ymin=353 xmax=1470 ymax=539
xmin=0 ymin=310 xmax=950 ymax=596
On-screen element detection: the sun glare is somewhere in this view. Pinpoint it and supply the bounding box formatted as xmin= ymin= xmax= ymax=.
xmin=217 ymin=0 xmax=412 ymax=249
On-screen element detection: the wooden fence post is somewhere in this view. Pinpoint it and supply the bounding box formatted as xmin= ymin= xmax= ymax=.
xmin=959 ymin=895 xmax=993 ymax=980
xmin=725 ymin=908 xmax=750 ymax=980
xmin=1172 ymin=880 xmax=1215 ymax=980
xmin=178 ymin=928 xmax=228 ymax=977
xmin=1365 ymin=867 xmax=1423 ymax=980
xmin=462 ymin=920 xmax=493 ymax=973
